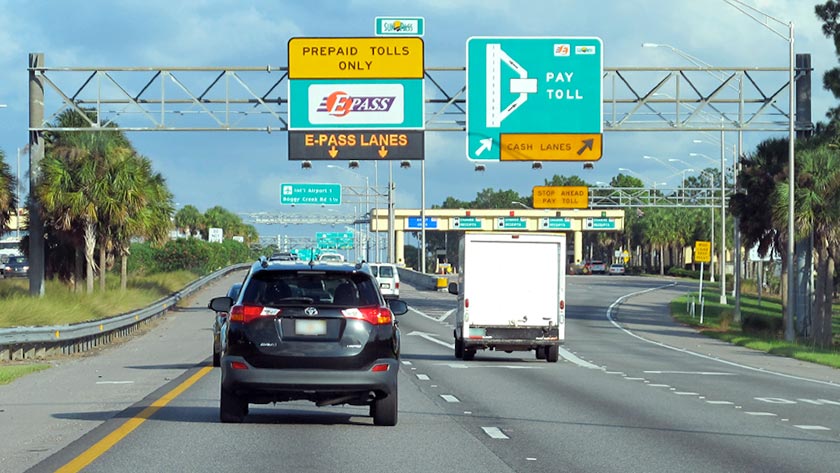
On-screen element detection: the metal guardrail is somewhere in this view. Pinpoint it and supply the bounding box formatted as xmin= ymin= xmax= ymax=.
xmin=0 ymin=263 xmax=250 ymax=361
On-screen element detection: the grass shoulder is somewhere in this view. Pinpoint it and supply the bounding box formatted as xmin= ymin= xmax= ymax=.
xmin=0 ymin=270 xmax=200 ymax=328
xmin=0 ymin=363 xmax=51 ymax=384
xmin=671 ymin=283 xmax=840 ymax=369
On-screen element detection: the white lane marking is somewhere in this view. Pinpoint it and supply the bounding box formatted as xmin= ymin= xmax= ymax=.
xmin=406 ymin=331 xmax=455 ymax=349
xmin=745 ymin=412 xmax=778 ymax=416
xmin=96 ymin=381 xmax=134 ymax=385
xmin=606 ymin=284 xmax=840 ymax=389
xmin=674 ymin=392 xmax=700 ymax=396
xmin=434 ymin=363 xmax=541 ymax=370
xmin=605 ymin=371 xmax=624 ymax=375
xmin=440 ymin=394 xmax=460 ymax=403
xmin=482 ymin=427 xmax=509 ymax=439
xmin=795 ymin=425 xmax=831 ymax=431
xmin=437 ymin=309 xmax=456 ymax=322
xmin=526 ymin=458 xmax=537 ymax=461
xmin=409 ymin=307 xmax=455 ymax=324
xmin=644 ymin=371 xmax=735 ymax=376
xmin=624 ymin=377 xmax=645 ymax=381
xmin=416 ymin=374 xmax=430 ymax=381
xmin=798 ymin=399 xmax=840 ymax=406
xmin=558 ymin=347 xmax=603 ymax=369
xmin=706 ymin=401 xmax=734 ymax=405
xmin=401 ymin=360 xmax=413 ymax=366
xmin=464 ymin=411 xmax=472 ymax=415
xmin=648 ymin=384 xmax=671 ymax=388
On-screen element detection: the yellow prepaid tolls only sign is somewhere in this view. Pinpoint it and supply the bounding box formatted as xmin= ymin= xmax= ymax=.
xmin=288 ymin=37 xmax=424 ymax=79
xmin=532 ymin=186 xmax=589 ymax=209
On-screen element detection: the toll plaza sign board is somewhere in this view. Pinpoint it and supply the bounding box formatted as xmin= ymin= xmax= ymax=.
xmin=533 ymin=185 xmax=589 ymax=209
xmin=466 ymin=37 xmax=603 ymax=162
xmin=288 ymin=130 xmax=423 ymax=161
xmin=288 ymin=37 xmax=425 ymax=161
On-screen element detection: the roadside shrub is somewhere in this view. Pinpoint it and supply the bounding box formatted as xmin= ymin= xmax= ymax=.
xmin=156 ymin=238 xmax=211 ymax=274
xmin=742 ymin=314 xmax=783 ymax=337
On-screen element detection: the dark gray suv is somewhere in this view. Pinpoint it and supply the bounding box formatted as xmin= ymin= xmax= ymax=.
xmin=208 ymin=257 xmax=408 ymax=426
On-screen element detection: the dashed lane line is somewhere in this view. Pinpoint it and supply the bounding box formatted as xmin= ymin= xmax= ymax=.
xmin=482 ymin=427 xmax=510 ymax=439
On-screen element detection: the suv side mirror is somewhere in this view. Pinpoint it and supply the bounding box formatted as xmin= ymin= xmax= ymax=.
xmin=387 ymin=299 xmax=408 ymax=316
xmin=448 ymin=282 xmax=459 ymax=295
xmin=208 ymin=296 xmax=233 ymax=313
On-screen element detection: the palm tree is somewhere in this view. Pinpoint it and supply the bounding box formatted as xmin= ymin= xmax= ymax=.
xmin=173 ymin=205 xmax=205 ymax=238
xmin=110 ymin=155 xmax=173 ymax=290
xmin=772 ymin=145 xmax=840 ymax=348
xmin=39 ymin=118 xmax=132 ymax=293
xmin=0 ymin=149 xmax=16 ymax=235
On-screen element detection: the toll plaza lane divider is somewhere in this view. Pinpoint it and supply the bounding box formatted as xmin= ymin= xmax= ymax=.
xmin=0 ymin=264 xmax=250 ymax=361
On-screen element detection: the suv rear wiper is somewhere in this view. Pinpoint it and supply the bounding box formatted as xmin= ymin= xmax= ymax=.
xmin=271 ymin=297 xmax=315 ymax=304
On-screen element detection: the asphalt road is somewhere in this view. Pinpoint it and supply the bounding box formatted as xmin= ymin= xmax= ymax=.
xmin=2 ymin=273 xmax=840 ymax=472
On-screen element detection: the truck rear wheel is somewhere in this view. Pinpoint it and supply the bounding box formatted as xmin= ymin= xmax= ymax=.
xmin=463 ymin=348 xmax=476 ymax=361
xmin=535 ymin=347 xmax=546 ymax=360
xmin=545 ymin=345 xmax=559 ymax=363
xmin=454 ymin=338 xmax=464 ymax=359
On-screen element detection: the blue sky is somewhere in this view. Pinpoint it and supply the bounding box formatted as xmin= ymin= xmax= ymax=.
xmin=0 ymin=0 xmax=833 ymax=243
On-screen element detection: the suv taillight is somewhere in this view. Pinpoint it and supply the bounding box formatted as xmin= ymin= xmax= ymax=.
xmin=342 ymin=307 xmax=393 ymax=325
xmin=229 ymin=304 xmax=276 ymax=323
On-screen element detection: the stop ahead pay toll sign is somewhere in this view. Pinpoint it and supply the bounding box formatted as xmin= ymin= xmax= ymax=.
xmin=694 ymin=240 xmax=711 ymax=263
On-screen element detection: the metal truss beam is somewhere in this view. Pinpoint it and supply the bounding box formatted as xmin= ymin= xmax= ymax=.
xmin=30 ymin=60 xmax=796 ymax=133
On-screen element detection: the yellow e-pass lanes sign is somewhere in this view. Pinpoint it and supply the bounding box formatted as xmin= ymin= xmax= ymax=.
xmin=288 ymin=37 xmax=424 ymax=79
xmin=694 ymin=240 xmax=711 ymax=263
xmin=532 ymin=186 xmax=589 ymax=209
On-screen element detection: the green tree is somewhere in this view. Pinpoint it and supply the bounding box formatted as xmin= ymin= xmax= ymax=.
xmin=0 ymin=149 xmax=16 ymax=235
xmin=173 ymin=205 xmax=205 ymax=237
xmin=816 ymin=1 xmax=840 ymax=121
xmin=772 ymin=145 xmax=840 ymax=348
xmin=110 ymin=155 xmax=174 ymax=290
xmin=39 ymin=115 xmax=133 ymax=293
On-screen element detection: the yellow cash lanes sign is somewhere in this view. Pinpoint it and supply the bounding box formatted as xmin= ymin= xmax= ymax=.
xmin=288 ymin=37 xmax=424 ymax=79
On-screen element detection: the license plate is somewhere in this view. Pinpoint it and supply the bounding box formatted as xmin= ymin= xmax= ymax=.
xmin=295 ymin=319 xmax=327 ymax=336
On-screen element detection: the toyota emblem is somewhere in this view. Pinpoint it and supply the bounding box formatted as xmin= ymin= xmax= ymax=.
xmin=304 ymin=307 xmax=319 ymax=316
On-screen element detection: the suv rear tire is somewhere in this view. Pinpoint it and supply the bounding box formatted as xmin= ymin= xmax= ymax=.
xmin=220 ymin=387 xmax=247 ymax=423
xmin=371 ymin=388 xmax=398 ymax=426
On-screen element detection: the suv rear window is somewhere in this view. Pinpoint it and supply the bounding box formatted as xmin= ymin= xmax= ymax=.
xmin=241 ymin=270 xmax=381 ymax=306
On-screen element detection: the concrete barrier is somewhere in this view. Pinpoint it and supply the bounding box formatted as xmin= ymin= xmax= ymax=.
xmin=397 ymin=267 xmax=456 ymax=291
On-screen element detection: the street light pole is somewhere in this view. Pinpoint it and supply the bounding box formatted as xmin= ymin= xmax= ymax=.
xmin=719 ymin=129 xmax=727 ymax=304
xmin=420 ymin=159 xmax=426 ymax=273
xmin=722 ymin=0 xmax=796 ymax=342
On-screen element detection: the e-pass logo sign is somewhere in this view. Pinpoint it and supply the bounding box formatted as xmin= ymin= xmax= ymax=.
xmin=308 ymin=83 xmax=404 ymax=125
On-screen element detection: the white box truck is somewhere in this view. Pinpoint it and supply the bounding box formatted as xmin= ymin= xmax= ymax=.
xmin=448 ymin=232 xmax=566 ymax=362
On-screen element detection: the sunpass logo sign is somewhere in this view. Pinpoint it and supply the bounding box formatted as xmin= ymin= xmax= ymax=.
xmin=308 ymin=83 xmax=404 ymax=125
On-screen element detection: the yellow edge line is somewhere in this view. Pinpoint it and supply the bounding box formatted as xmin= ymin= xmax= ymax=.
xmin=55 ymin=366 xmax=213 ymax=473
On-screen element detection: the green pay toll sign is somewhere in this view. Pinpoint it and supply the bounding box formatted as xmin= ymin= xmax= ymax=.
xmin=466 ymin=36 xmax=603 ymax=161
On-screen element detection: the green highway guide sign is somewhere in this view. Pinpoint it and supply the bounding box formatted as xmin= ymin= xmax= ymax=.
xmin=540 ymin=217 xmax=572 ymax=230
xmin=451 ymin=216 xmax=482 ymax=229
xmin=466 ymin=36 xmax=603 ymax=162
xmin=495 ymin=217 xmax=526 ymax=230
xmin=280 ymin=183 xmax=341 ymax=205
